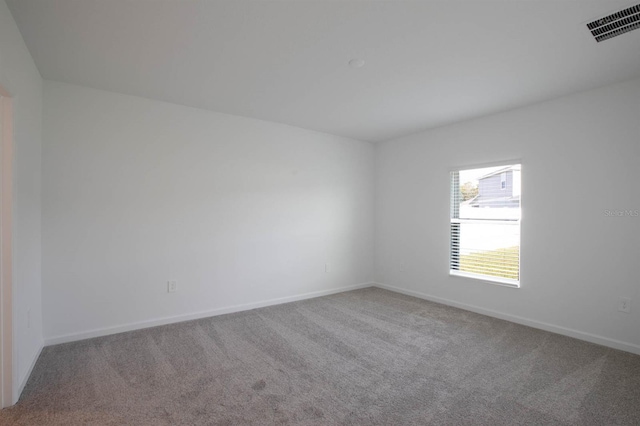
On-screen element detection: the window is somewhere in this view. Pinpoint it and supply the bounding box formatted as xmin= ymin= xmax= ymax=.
xmin=450 ymin=164 xmax=521 ymax=287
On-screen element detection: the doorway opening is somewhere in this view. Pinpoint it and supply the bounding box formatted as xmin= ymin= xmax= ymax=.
xmin=0 ymin=85 xmax=14 ymax=408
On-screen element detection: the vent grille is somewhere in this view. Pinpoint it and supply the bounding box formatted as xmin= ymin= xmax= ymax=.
xmin=587 ymin=4 xmax=640 ymax=42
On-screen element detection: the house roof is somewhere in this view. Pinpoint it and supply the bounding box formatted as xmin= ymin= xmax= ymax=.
xmin=478 ymin=165 xmax=521 ymax=181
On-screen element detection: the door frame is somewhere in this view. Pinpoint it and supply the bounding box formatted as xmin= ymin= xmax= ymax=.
xmin=0 ymin=85 xmax=14 ymax=408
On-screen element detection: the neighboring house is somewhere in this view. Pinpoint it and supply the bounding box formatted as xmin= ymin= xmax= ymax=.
xmin=469 ymin=165 xmax=521 ymax=208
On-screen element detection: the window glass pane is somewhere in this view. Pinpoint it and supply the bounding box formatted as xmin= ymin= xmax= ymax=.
xmin=457 ymin=165 xmax=520 ymax=220
xmin=451 ymin=221 xmax=520 ymax=281
xmin=450 ymin=163 xmax=521 ymax=285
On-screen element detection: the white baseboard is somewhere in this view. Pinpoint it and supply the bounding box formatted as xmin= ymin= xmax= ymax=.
xmin=43 ymin=280 xmax=640 ymax=354
xmin=44 ymin=282 xmax=374 ymax=346
xmin=373 ymin=282 xmax=640 ymax=356
xmin=15 ymin=339 xmax=43 ymax=404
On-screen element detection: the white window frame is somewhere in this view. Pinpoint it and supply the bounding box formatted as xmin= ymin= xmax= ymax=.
xmin=449 ymin=161 xmax=521 ymax=288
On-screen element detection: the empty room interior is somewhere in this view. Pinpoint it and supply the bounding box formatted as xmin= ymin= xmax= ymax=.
xmin=1 ymin=0 xmax=639 ymax=424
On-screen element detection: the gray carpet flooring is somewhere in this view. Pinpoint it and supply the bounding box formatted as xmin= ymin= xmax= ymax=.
xmin=1 ymin=287 xmax=639 ymax=425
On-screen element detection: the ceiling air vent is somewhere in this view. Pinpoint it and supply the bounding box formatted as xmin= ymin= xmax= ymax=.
xmin=587 ymin=4 xmax=640 ymax=42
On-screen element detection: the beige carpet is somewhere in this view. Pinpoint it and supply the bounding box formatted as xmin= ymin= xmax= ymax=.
xmin=1 ymin=287 xmax=639 ymax=425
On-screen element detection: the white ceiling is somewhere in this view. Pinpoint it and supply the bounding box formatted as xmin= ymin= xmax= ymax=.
xmin=7 ymin=0 xmax=640 ymax=142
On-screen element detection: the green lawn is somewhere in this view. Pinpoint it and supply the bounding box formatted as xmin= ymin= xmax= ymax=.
xmin=459 ymin=246 xmax=519 ymax=280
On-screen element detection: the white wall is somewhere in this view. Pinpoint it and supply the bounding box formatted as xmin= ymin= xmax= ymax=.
xmin=376 ymin=78 xmax=640 ymax=353
xmin=0 ymin=0 xmax=43 ymax=399
xmin=42 ymin=81 xmax=374 ymax=343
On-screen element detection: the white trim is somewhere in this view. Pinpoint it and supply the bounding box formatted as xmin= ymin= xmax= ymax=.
xmin=44 ymin=282 xmax=374 ymax=346
xmin=373 ymin=282 xmax=640 ymax=356
xmin=0 ymin=90 xmax=14 ymax=408
xmin=451 ymin=219 xmax=520 ymax=224
xmin=449 ymin=158 xmax=523 ymax=173
xmin=16 ymin=340 xmax=42 ymax=404
xmin=449 ymin=270 xmax=520 ymax=288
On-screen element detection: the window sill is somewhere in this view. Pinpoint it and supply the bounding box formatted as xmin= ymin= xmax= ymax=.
xmin=449 ymin=270 xmax=520 ymax=288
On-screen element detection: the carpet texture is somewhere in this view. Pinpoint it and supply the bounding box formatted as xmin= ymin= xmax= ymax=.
xmin=1 ymin=287 xmax=639 ymax=425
